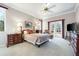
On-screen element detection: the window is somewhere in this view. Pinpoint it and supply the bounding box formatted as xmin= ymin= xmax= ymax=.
xmin=0 ymin=7 xmax=6 ymax=31
xmin=48 ymin=20 xmax=64 ymax=38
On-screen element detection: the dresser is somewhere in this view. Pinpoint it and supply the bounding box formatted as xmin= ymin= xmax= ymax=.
xmin=70 ymin=32 xmax=79 ymax=56
xmin=76 ymin=34 xmax=79 ymax=56
xmin=7 ymin=33 xmax=23 ymax=47
xmin=69 ymin=32 xmax=77 ymax=55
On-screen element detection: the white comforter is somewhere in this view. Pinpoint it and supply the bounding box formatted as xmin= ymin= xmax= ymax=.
xmin=24 ymin=33 xmax=50 ymax=45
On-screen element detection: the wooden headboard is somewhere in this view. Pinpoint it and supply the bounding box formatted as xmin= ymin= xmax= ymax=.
xmin=23 ymin=29 xmax=33 ymax=34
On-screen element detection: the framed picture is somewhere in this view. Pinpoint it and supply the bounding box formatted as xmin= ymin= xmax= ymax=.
xmin=0 ymin=20 xmax=4 ymax=31
xmin=25 ymin=21 xmax=32 ymax=29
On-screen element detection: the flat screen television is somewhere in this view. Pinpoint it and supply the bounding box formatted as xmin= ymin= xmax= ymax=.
xmin=67 ymin=23 xmax=75 ymax=31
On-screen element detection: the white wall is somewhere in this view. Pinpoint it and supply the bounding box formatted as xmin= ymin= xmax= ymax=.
xmin=0 ymin=7 xmax=35 ymax=46
xmin=75 ymin=4 xmax=79 ymax=23
xmin=6 ymin=8 xmax=35 ymax=33
xmin=75 ymin=4 xmax=79 ymax=33
xmin=43 ymin=12 xmax=76 ymax=38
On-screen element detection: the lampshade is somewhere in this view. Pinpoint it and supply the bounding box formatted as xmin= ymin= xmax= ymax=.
xmin=17 ymin=23 xmax=22 ymax=33
xmin=24 ymin=31 xmax=27 ymax=34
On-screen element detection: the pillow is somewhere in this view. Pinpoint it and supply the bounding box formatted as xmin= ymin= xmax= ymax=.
xmin=28 ymin=30 xmax=33 ymax=34
xmin=23 ymin=29 xmax=33 ymax=34
xmin=36 ymin=30 xmax=40 ymax=33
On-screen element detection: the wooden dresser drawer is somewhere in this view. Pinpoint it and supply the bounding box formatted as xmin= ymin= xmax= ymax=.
xmin=7 ymin=33 xmax=23 ymax=47
xmin=76 ymin=34 xmax=79 ymax=56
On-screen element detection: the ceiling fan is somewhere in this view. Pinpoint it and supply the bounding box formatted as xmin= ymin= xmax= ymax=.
xmin=42 ymin=4 xmax=56 ymax=13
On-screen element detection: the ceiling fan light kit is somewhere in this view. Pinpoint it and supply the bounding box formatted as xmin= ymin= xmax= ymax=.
xmin=44 ymin=7 xmax=48 ymax=11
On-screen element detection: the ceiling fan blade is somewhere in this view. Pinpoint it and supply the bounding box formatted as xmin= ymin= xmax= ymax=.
xmin=47 ymin=10 xmax=54 ymax=13
xmin=48 ymin=5 xmax=56 ymax=9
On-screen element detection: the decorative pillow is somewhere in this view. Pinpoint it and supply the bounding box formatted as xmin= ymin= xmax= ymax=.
xmin=28 ymin=30 xmax=33 ymax=34
xmin=36 ymin=30 xmax=39 ymax=33
xmin=23 ymin=29 xmax=33 ymax=34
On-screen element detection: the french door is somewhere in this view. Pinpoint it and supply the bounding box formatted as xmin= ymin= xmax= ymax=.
xmin=48 ymin=19 xmax=64 ymax=38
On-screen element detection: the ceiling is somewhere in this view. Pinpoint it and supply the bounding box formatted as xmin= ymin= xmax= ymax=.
xmin=4 ymin=3 xmax=76 ymax=19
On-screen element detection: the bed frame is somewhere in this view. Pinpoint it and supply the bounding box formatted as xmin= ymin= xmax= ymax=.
xmin=35 ymin=40 xmax=49 ymax=47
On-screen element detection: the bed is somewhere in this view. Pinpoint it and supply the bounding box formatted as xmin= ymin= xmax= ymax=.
xmin=23 ymin=30 xmax=51 ymax=47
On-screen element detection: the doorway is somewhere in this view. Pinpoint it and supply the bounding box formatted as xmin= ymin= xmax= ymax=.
xmin=48 ymin=19 xmax=64 ymax=38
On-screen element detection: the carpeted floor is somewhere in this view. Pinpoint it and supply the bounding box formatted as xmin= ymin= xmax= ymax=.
xmin=0 ymin=38 xmax=74 ymax=56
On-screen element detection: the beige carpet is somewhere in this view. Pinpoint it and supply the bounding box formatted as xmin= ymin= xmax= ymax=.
xmin=0 ymin=38 xmax=74 ymax=56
